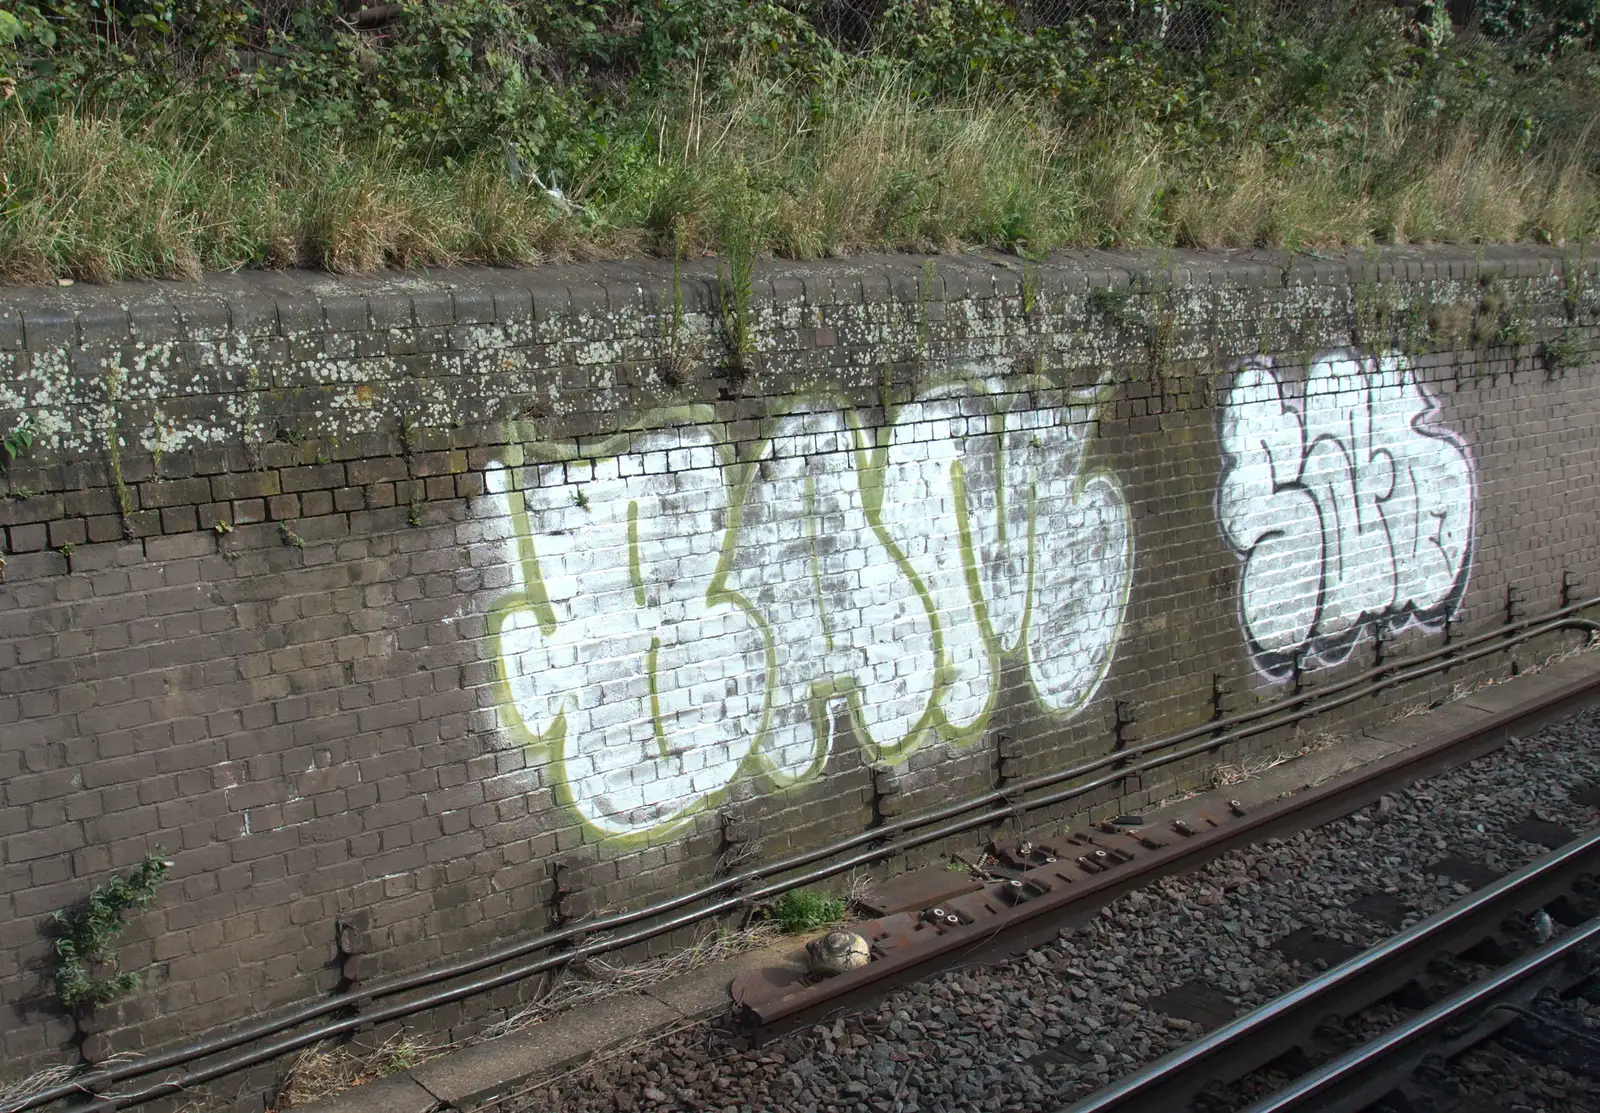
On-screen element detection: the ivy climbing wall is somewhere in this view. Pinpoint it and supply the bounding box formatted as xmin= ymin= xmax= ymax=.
xmin=0 ymin=246 xmax=1597 ymax=1089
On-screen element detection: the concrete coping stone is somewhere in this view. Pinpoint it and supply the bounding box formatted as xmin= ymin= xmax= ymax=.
xmin=0 ymin=245 xmax=1580 ymax=351
xmin=1460 ymin=664 xmax=1583 ymax=716
xmin=407 ymin=993 xmax=679 ymax=1107
xmin=1359 ymin=698 xmax=1489 ymax=747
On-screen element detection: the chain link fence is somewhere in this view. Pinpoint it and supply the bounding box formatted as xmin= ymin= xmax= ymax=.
xmin=798 ymin=0 xmax=1564 ymax=58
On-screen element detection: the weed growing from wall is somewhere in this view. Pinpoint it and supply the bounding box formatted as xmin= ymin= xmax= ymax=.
xmin=397 ymin=412 xmax=418 ymax=460
xmin=1350 ymin=248 xmax=1395 ymax=355
xmin=1542 ymin=330 xmax=1585 ymax=378
xmin=918 ymin=257 xmax=938 ymax=366
xmin=1499 ymin=311 xmax=1535 ymax=348
xmin=716 ymin=239 xmax=757 ymax=388
xmin=52 ymin=854 xmax=169 ymax=1010
xmin=102 ymin=367 xmax=133 ymax=539
xmin=1088 ymin=285 xmax=1134 ymax=330
xmin=1563 ymin=243 xmax=1589 ymax=321
xmin=1471 ymin=273 xmax=1518 ymax=350
xmin=1145 ymin=263 xmax=1179 ymax=384
xmin=1427 ymin=299 xmax=1473 ymax=351
xmin=240 ymin=365 xmax=267 ymax=471
xmin=1019 ymin=249 xmax=1043 ymax=321
xmin=2 ymin=414 xmax=34 ymax=469
xmin=657 ymin=235 xmax=691 ymax=389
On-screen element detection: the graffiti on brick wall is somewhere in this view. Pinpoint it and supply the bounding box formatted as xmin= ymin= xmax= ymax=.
xmin=477 ymin=371 xmax=1133 ymax=838
xmin=1217 ymin=351 xmax=1475 ymax=679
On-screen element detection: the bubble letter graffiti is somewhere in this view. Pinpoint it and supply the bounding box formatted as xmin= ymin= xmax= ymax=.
xmin=1217 ymin=351 xmax=1475 ymax=678
xmin=480 ymin=369 xmax=1133 ymax=839
xmin=488 ymin=427 xmax=769 ymax=837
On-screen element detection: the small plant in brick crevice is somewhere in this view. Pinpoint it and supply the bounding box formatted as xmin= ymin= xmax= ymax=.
xmin=656 ymin=230 xmax=692 ymax=390
xmin=1498 ymin=312 xmax=1534 ymax=349
xmin=1087 ymin=284 xmax=1134 ymax=329
xmin=397 ymin=412 xmax=418 ymax=459
xmin=768 ymin=889 xmax=847 ymax=934
xmin=102 ymin=368 xmax=135 ymax=538
xmin=279 ymin=522 xmax=305 ymax=549
xmin=2 ymin=414 xmax=34 ymax=469
xmin=717 ymin=243 xmax=757 ymax=386
xmin=1018 ymin=248 xmax=1042 ymax=320
xmin=52 ymin=854 xmax=170 ymax=1011
xmin=1542 ymin=330 xmax=1586 ymax=378
xmin=714 ymin=186 xmax=769 ymax=390
xmin=1563 ymin=244 xmax=1589 ymax=321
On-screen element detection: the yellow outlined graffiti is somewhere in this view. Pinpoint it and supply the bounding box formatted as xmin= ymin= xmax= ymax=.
xmin=483 ymin=369 xmax=1133 ymax=842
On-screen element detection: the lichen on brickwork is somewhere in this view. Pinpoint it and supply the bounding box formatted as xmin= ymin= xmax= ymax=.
xmin=0 ymin=247 xmax=1595 ymax=1079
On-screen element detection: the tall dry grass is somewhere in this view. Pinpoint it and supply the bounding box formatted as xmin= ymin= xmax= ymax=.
xmin=0 ymin=106 xmax=583 ymax=284
xmin=2 ymin=68 xmax=1596 ymax=284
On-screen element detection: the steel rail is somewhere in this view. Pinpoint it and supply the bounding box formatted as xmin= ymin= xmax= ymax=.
xmin=1060 ymin=830 xmax=1600 ymax=1113
xmin=15 ymin=603 xmax=1597 ymax=1113
xmin=734 ymin=652 xmax=1600 ymax=1030
xmin=1240 ymin=916 xmax=1600 ymax=1113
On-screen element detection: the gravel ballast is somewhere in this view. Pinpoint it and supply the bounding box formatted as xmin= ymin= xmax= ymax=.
xmin=510 ymin=706 xmax=1600 ymax=1113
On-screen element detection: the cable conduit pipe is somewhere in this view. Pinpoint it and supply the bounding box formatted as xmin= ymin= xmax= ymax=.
xmin=18 ymin=601 xmax=1600 ymax=1113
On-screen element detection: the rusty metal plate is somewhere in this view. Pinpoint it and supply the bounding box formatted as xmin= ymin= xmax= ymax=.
xmin=731 ymin=805 xmax=1249 ymax=1026
xmin=854 ymin=869 xmax=983 ymax=917
xmin=733 ymin=666 xmax=1600 ymax=1032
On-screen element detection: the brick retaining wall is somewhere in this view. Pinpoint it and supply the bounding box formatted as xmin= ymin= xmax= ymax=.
xmin=1 ymin=245 xmax=1597 ymax=1097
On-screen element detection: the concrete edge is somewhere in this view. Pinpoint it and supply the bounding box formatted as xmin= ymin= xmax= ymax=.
xmin=296 ymin=646 xmax=1600 ymax=1113
xmin=3 ymin=244 xmax=1590 ymax=352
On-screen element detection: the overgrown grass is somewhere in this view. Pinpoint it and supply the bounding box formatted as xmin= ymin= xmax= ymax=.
xmin=273 ymin=1032 xmax=435 ymax=1110
xmin=3 ymin=64 xmax=1598 ymax=285
xmin=0 ymin=105 xmax=587 ymax=284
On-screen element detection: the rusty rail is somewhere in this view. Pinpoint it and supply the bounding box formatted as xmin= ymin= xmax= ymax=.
xmin=731 ymin=663 xmax=1600 ymax=1031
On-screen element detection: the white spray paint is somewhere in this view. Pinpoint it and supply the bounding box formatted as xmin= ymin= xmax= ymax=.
xmin=1217 ymin=351 xmax=1475 ymax=678
xmin=480 ymin=370 xmax=1133 ymax=838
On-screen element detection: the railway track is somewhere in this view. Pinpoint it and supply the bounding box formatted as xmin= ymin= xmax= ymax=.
xmin=490 ymin=660 xmax=1600 ymax=1113
xmin=520 ymin=660 xmax=1600 ymax=1113
xmin=731 ymin=662 xmax=1600 ymax=1037
xmin=1060 ymin=830 xmax=1600 ymax=1113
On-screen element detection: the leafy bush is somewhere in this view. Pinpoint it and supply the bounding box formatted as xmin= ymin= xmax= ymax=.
xmin=769 ymin=889 xmax=847 ymax=934
xmin=52 ymin=853 xmax=170 ymax=1010
xmin=1481 ymin=0 xmax=1599 ymax=55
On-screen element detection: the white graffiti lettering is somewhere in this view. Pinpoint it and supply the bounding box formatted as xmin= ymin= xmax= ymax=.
xmin=481 ymin=371 xmax=1133 ymax=838
xmin=1217 ymin=351 xmax=1475 ymax=678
